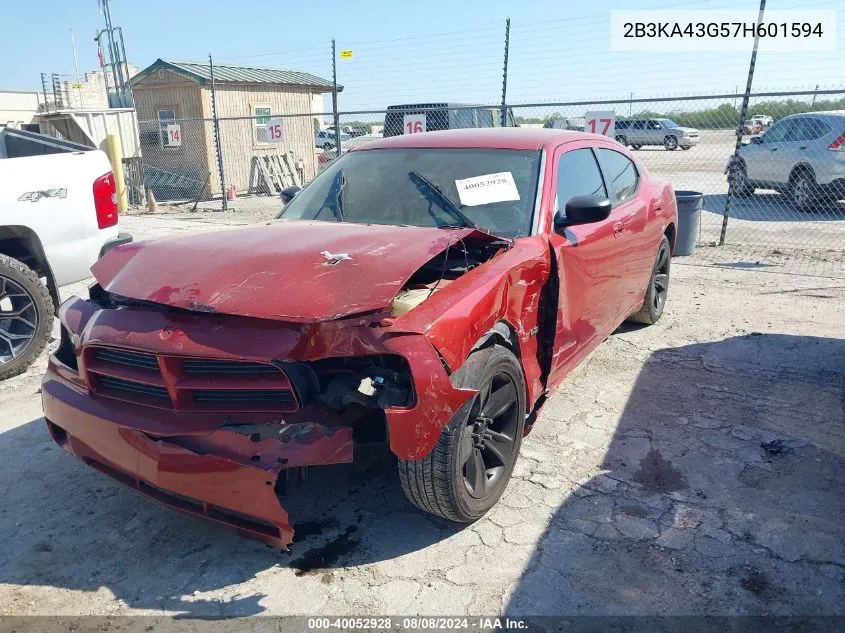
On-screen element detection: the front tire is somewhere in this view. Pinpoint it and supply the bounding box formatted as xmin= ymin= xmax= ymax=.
xmin=615 ymin=135 xmax=628 ymax=146
xmin=664 ymin=136 xmax=678 ymax=151
xmin=728 ymin=159 xmax=754 ymax=197
xmin=629 ymin=235 xmax=671 ymax=325
xmin=0 ymin=254 xmax=54 ymax=381
xmin=398 ymin=344 xmax=526 ymax=522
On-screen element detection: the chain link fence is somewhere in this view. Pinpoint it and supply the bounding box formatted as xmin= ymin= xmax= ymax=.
xmin=133 ymin=85 xmax=845 ymax=278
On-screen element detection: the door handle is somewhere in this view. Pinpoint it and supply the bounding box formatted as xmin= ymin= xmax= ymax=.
xmin=798 ymin=146 xmax=806 ymax=150
xmin=770 ymin=148 xmax=778 ymax=151
xmin=613 ymin=221 xmax=624 ymax=237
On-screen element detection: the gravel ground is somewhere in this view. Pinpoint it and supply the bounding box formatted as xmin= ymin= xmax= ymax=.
xmin=0 ymin=213 xmax=843 ymax=617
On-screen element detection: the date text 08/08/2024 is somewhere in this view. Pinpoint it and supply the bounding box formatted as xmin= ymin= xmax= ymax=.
xmin=307 ymin=617 xmax=529 ymax=630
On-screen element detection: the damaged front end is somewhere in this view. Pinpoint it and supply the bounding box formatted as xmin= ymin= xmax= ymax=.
xmin=42 ymin=224 xmax=517 ymax=548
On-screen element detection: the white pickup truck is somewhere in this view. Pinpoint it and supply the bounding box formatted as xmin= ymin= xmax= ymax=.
xmin=0 ymin=127 xmax=131 ymax=379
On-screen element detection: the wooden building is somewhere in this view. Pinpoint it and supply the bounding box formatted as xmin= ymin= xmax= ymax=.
xmin=129 ymin=59 xmax=337 ymax=199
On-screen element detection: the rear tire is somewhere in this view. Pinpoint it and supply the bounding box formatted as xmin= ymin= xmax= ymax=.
xmin=398 ymin=344 xmax=526 ymax=522
xmin=789 ymin=169 xmax=817 ymax=211
xmin=631 ymin=144 xmax=642 ymax=150
xmin=0 ymin=254 xmax=54 ymax=381
xmin=615 ymin=135 xmax=628 ymax=146
xmin=629 ymin=235 xmax=671 ymax=325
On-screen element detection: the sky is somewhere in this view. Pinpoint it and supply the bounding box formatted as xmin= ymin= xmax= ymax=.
xmin=1 ymin=0 xmax=842 ymax=115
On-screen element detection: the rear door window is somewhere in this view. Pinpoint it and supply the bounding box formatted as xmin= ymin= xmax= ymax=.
xmin=595 ymin=149 xmax=639 ymax=203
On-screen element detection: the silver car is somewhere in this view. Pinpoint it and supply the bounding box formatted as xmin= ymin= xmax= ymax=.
xmin=614 ymin=118 xmax=700 ymax=151
xmin=727 ymin=111 xmax=845 ymax=208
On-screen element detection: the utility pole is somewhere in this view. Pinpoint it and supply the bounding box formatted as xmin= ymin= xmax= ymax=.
xmin=720 ymin=0 xmax=766 ymax=247
xmin=629 ymin=92 xmax=633 ymax=116
xmin=811 ymin=84 xmax=819 ymax=106
xmin=500 ymin=18 xmax=510 ymax=127
xmin=70 ymin=29 xmax=84 ymax=108
xmin=332 ymin=39 xmax=341 ymax=159
xmin=210 ymin=54 xmax=227 ymax=212
xmin=101 ymin=0 xmax=123 ymax=102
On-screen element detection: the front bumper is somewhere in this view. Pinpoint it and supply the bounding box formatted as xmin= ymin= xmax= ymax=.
xmin=42 ymin=296 xmax=476 ymax=547
xmin=679 ymin=136 xmax=699 ymax=148
xmin=42 ymin=365 xmax=354 ymax=548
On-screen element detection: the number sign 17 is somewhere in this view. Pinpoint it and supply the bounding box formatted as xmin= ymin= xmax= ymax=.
xmin=584 ymin=111 xmax=615 ymax=137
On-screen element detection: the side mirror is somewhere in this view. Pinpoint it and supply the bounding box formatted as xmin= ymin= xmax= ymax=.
xmin=749 ymin=135 xmax=763 ymax=144
xmin=554 ymin=195 xmax=612 ymax=232
xmin=280 ymin=185 xmax=301 ymax=205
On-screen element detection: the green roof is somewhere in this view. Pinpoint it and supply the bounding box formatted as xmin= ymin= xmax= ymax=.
xmin=130 ymin=59 xmax=339 ymax=92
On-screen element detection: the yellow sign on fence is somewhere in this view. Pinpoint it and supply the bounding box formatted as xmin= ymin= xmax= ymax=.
xmin=339 ymin=50 xmax=353 ymax=59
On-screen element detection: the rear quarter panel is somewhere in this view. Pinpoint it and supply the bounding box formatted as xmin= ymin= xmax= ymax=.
xmin=0 ymin=150 xmax=118 ymax=285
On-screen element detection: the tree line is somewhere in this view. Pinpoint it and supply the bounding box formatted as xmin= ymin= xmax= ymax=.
xmin=514 ymin=96 xmax=845 ymax=129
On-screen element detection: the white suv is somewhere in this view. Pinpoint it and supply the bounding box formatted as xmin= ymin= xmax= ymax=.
xmin=727 ymin=111 xmax=845 ymax=208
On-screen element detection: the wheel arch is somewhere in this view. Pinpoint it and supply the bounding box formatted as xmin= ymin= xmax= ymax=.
xmin=465 ymin=320 xmax=529 ymax=413
xmin=663 ymin=222 xmax=677 ymax=255
xmin=789 ymin=163 xmax=815 ymax=183
xmin=0 ymin=225 xmax=59 ymax=311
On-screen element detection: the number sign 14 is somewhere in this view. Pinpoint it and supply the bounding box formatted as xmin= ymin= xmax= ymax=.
xmin=166 ymin=124 xmax=182 ymax=147
xmin=584 ymin=111 xmax=616 ymax=137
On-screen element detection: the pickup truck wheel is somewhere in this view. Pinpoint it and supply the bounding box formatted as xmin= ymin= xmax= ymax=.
xmin=615 ymin=135 xmax=628 ymax=146
xmin=398 ymin=344 xmax=526 ymax=522
xmin=629 ymin=235 xmax=671 ymax=325
xmin=0 ymin=255 xmax=54 ymax=380
xmin=664 ymin=136 xmax=678 ymax=151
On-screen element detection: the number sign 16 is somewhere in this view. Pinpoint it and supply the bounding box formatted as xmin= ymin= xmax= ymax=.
xmin=266 ymin=118 xmax=285 ymax=142
xmin=584 ymin=111 xmax=615 ymax=137
xmin=403 ymin=114 xmax=426 ymax=135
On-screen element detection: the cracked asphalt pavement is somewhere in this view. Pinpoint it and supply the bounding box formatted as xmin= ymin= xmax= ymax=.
xmin=0 ymin=213 xmax=842 ymax=616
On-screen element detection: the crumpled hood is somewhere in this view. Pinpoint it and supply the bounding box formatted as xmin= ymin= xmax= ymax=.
xmin=91 ymin=220 xmax=498 ymax=322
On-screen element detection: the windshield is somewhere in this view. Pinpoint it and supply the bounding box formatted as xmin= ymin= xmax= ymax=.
xmin=658 ymin=119 xmax=679 ymax=128
xmin=279 ymin=148 xmax=541 ymax=238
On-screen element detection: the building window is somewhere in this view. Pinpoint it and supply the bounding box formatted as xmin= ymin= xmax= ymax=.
xmin=255 ymin=107 xmax=272 ymax=142
xmin=158 ymin=109 xmax=177 ymax=148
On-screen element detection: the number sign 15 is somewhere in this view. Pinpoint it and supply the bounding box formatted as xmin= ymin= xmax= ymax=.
xmin=266 ymin=118 xmax=285 ymax=142
xmin=584 ymin=111 xmax=615 ymax=137
xmin=403 ymin=114 xmax=426 ymax=135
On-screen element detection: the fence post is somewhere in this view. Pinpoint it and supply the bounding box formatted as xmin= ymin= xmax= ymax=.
xmin=209 ymin=53 xmax=227 ymax=212
xmin=720 ymin=0 xmax=766 ymax=246
xmin=500 ymin=18 xmax=510 ymax=127
xmin=332 ymin=39 xmax=342 ymax=159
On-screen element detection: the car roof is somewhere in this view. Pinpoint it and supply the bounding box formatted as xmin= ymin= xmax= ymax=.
xmin=350 ymin=127 xmax=590 ymax=151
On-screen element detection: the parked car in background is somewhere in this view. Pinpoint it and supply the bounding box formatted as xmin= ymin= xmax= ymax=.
xmin=0 ymin=127 xmax=130 ymax=380
xmin=744 ymin=120 xmax=765 ymax=135
xmin=383 ymin=103 xmax=516 ymax=137
xmin=315 ymin=129 xmax=350 ymax=150
xmin=544 ymin=117 xmax=586 ymax=131
xmin=751 ymin=114 xmax=774 ymax=128
xmin=43 ymin=128 xmax=677 ymax=549
xmin=614 ymin=118 xmax=700 ymax=151
xmin=727 ymin=111 xmax=845 ymax=208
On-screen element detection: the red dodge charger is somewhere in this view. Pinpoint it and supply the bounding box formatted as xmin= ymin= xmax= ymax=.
xmin=42 ymin=128 xmax=678 ymax=548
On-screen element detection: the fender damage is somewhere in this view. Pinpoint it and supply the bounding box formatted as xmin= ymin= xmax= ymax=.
xmin=43 ymin=222 xmax=552 ymax=548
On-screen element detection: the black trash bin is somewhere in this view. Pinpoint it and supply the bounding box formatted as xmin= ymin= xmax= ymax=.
xmin=674 ymin=191 xmax=704 ymax=256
